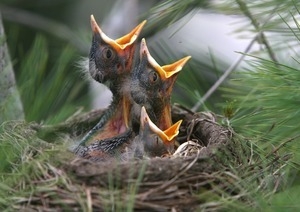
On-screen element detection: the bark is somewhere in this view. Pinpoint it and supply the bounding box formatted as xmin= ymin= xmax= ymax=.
xmin=0 ymin=12 xmax=24 ymax=123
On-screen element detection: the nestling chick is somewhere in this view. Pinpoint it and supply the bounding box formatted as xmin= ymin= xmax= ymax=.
xmin=133 ymin=106 xmax=182 ymax=157
xmin=131 ymin=38 xmax=191 ymax=132
xmin=75 ymin=16 xmax=146 ymax=149
xmin=89 ymin=15 xmax=146 ymax=86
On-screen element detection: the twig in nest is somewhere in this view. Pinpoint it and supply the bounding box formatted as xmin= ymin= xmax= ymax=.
xmin=86 ymin=188 xmax=92 ymax=212
xmin=266 ymin=134 xmax=300 ymax=158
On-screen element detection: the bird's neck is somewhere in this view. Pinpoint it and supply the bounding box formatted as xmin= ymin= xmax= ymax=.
xmin=158 ymin=102 xmax=172 ymax=131
xmin=92 ymin=96 xmax=131 ymax=141
xmin=151 ymin=97 xmax=172 ymax=131
xmin=91 ymin=74 xmax=132 ymax=141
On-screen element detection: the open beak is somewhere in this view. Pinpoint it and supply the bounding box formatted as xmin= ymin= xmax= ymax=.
xmin=140 ymin=38 xmax=191 ymax=79
xmin=161 ymin=56 xmax=191 ymax=78
xmin=91 ymin=15 xmax=146 ymax=52
xmin=140 ymin=106 xmax=182 ymax=145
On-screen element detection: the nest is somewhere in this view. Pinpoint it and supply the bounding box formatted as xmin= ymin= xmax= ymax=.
xmin=0 ymin=105 xmax=289 ymax=211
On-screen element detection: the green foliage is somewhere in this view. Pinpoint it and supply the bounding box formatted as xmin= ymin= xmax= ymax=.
xmin=269 ymin=184 xmax=300 ymax=210
xmin=0 ymin=122 xmax=74 ymax=210
xmin=16 ymin=35 xmax=89 ymax=124
xmin=0 ymin=122 xmax=49 ymax=173
xmin=226 ymin=57 xmax=300 ymax=140
xmin=220 ymin=2 xmax=300 ymax=210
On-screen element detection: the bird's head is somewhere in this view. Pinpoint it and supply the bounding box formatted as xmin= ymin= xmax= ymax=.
xmin=89 ymin=15 xmax=146 ymax=84
xmin=139 ymin=106 xmax=182 ymax=156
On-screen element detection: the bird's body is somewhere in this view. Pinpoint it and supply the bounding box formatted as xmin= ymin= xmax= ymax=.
xmin=76 ymin=129 xmax=134 ymax=162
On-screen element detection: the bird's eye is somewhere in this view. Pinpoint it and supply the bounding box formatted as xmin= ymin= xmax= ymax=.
xmin=102 ymin=47 xmax=114 ymax=60
xmin=149 ymin=71 xmax=159 ymax=83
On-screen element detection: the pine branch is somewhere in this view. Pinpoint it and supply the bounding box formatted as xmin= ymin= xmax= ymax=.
xmin=235 ymin=0 xmax=278 ymax=63
xmin=191 ymin=6 xmax=278 ymax=112
xmin=191 ymin=32 xmax=259 ymax=112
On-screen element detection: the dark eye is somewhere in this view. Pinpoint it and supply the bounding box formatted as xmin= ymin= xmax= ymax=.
xmin=149 ymin=71 xmax=158 ymax=83
xmin=102 ymin=47 xmax=114 ymax=60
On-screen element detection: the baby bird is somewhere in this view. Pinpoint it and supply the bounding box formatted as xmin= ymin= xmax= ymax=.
xmin=134 ymin=106 xmax=182 ymax=157
xmin=89 ymin=15 xmax=146 ymax=86
xmin=75 ymin=16 xmax=146 ymax=149
xmin=131 ymin=38 xmax=191 ymax=132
